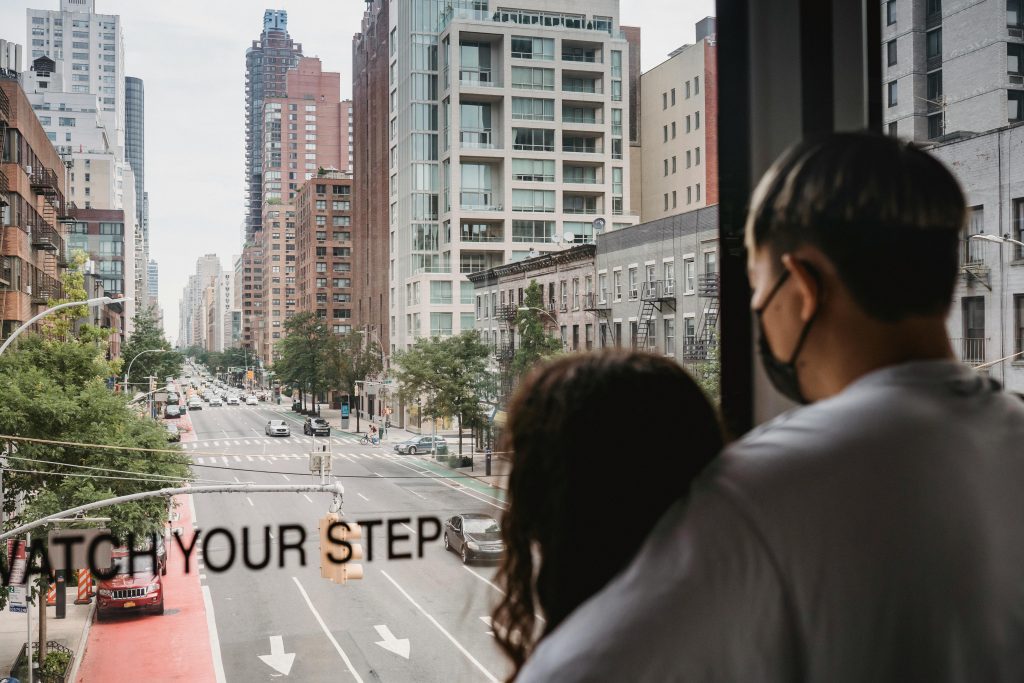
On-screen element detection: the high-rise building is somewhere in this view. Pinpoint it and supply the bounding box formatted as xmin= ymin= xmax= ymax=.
xmin=639 ymin=17 xmax=718 ymax=221
xmin=254 ymin=57 xmax=346 ymax=362
xmin=352 ymin=0 xmax=391 ymax=358
xmin=0 ymin=40 xmax=23 ymax=73
xmin=295 ymin=170 xmax=353 ymax=333
xmin=376 ymin=0 xmax=638 ymax=353
xmin=178 ymin=254 xmax=221 ymax=349
xmin=65 ymin=207 xmax=132 ymax=346
xmin=147 ymin=258 xmax=158 ymax=301
xmin=27 ymin=0 xmax=126 ymax=155
xmin=0 ymin=74 xmax=72 ymax=341
xmin=125 ymin=76 xmax=147 ymax=305
xmin=244 ymin=9 xmax=303 ymax=242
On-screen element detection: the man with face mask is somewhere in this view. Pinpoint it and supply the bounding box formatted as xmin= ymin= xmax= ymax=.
xmin=516 ymin=133 xmax=1024 ymax=682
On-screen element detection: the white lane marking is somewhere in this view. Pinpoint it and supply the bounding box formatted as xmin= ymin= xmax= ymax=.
xmin=462 ymin=566 xmax=546 ymax=622
xmin=189 ymin=493 xmax=199 ymax=526
xmin=302 ymin=494 xmax=313 ymax=503
xmin=199 ymin=573 xmax=207 ymax=580
xmin=197 ymin=457 xmax=205 ymax=465
xmin=212 ymin=441 xmax=220 ymax=447
xmin=381 ymin=571 xmax=497 ymax=682
xmin=233 ymin=440 xmax=241 ymax=446
xmin=481 ymin=616 xmax=494 ymax=637
xmin=233 ymin=476 xmax=241 ymax=483
xmin=407 ymin=489 xmax=427 ymax=500
xmin=292 ymin=577 xmax=365 ymax=682
xmin=243 ymin=440 xmax=251 ymax=445
xmin=246 ymin=497 xmax=254 ymax=507
xmin=357 ymin=493 xmax=369 ymax=502
xmin=221 ymin=456 xmax=229 ymax=465
xmin=340 ymin=454 xmax=354 ymax=462
xmin=401 ymin=523 xmax=417 ymax=536
xmin=281 ymin=474 xmax=291 ymax=482
xmin=374 ymin=472 xmax=383 ymax=477
xmin=390 ymin=459 xmax=507 ymax=511
xmin=201 ymin=585 xmax=227 ymax=683
xmin=246 ymin=455 xmax=253 ymax=462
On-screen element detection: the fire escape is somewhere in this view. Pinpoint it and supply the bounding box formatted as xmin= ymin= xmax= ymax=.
xmin=0 ymin=86 xmax=9 ymax=290
xmin=683 ymin=273 xmax=720 ymax=361
xmin=29 ymin=166 xmax=69 ymax=294
xmin=493 ymin=303 xmax=519 ymax=402
xmin=582 ymin=291 xmax=611 ymax=349
xmin=635 ymin=280 xmax=676 ymax=349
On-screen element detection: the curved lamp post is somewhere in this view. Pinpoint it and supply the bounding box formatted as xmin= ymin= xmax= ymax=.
xmin=123 ymin=347 xmax=173 ymax=392
xmin=517 ymin=305 xmax=559 ymax=325
xmin=0 ymin=296 xmax=129 ymax=356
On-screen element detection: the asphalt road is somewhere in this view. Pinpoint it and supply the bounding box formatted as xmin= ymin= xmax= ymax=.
xmin=184 ymin=394 xmax=513 ymax=682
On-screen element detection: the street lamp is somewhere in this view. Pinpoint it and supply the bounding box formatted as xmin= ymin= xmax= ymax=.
xmin=124 ymin=347 xmax=173 ymax=394
xmin=0 ymin=296 xmax=130 ymax=356
xmin=517 ymin=305 xmax=559 ymax=325
xmin=969 ymin=233 xmax=1024 ymax=249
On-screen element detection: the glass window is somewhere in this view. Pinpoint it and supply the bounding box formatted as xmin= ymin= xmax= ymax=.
xmin=512 ymin=158 xmax=555 ymax=181
xmin=512 ymin=66 xmax=555 ymax=90
xmin=511 ymin=97 xmax=554 ymax=121
xmin=511 ymin=36 xmax=554 ymax=60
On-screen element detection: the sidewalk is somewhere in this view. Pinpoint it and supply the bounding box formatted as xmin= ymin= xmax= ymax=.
xmin=0 ymin=588 xmax=93 ymax=680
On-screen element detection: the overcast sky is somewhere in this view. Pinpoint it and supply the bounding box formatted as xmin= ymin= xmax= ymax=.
xmin=0 ymin=0 xmax=715 ymax=344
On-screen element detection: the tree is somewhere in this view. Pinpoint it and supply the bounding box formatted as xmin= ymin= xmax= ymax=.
xmin=393 ymin=332 xmax=495 ymax=455
xmin=120 ymin=307 xmax=182 ymax=393
xmin=326 ymin=332 xmax=383 ymax=403
xmin=691 ymin=345 xmax=720 ymax=404
xmin=42 ymin=249 xmax=90 ymax=343
xmin=274 ymin=313 xmax=331 ymax=412
xmin=512 ymin=280 xmax=562 ymax=380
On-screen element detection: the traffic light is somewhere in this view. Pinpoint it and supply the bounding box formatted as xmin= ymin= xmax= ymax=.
xmin=319 ymin=513 xmax=364 ymax=584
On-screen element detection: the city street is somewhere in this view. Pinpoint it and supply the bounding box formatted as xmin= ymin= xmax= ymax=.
xmin=186 ymin=400 xmax=512 ymax=682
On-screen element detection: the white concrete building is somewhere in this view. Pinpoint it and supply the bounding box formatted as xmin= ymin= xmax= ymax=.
xmin=386 ymin=0 xmax=638 ymax=351
xmin=27 ymin=0 xmax=126 ymax=154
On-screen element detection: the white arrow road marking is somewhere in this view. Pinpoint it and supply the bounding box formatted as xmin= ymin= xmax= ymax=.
xmin=257 ymin=635 xmax=296 ymax=676
xmin=374 ymin=624 xmax=411 ymax=659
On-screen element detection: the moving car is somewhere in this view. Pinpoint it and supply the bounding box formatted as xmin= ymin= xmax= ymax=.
xmin=166 ymin=392 xmax=179 ymax=405
xmin=163 ymin=405 xmax=181 ymax=419
xmin=443 ymin=514 xmax=505 ymax=564
xmin=245 ymin=395 xmax=258 ymax=405
xmin=96 ymin=549 xmax=165 ymax=621
xmin=226 ymin=396 xmax=240 ymax=406
xmin=208 ymin=397 xmax=222 ymax=407
xmin=165 ymin=424 xmax=180 ymax=442
xmin=266 ymin=420 xmax=290 ymax=437
xmin=303 ymin=417 xmax=331 ymax=436
xmin=188 ymin=398 xmax=202 ymax=411
xmin=394 ymin=435 xmax=448 ymax=455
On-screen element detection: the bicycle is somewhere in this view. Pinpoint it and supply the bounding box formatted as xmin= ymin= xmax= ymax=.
xmin=359 ymin=434 xmax=379 ymax=446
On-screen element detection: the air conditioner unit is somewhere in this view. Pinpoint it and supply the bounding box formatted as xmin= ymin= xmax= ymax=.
xmin=1011 ymin=27 xmax=1023 ymax=37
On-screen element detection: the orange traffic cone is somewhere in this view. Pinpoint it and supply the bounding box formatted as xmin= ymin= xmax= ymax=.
xmin=74 ymin=569 xmax=92 ymax=605
xmin=46 ymin=581 xmax=56 ymax=606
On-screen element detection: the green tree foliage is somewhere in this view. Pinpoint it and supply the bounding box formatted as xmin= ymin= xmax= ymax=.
xmin=42 ymin=249 xmax=90 ymax=343
xmin=512 ymin=280 xmax=562 ymax=380
xmin=691 ymin=345 xmax=720 ymax=404
xmin=0 ymin=334 xmax=192 ymax=542
xmin=393 ymin=332 xmax=495 ymax=454
xmin=326 ymin=332 xmax=383 ymax=400
xmin=274 ymin=313 xmax=330 ymax=411
xmin=120 ymin=307 xmax=182 ymax=392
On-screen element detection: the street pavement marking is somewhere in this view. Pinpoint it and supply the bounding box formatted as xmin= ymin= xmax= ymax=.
xmin=291 ymin=577 xmax=365 ymax=683
xmin=212 ymin=441 xmax=220 ymax=447
xmin=281 ymin=474 xmax=290 ymax=481
xmin=302 ymin=494 xmax=313 ymax=503
xmin=381 ymin=571 xmax=498 ymax=682
xmin=391 ymin=459 xmax=507 ymax=512
xmin=233 ymin=440 xmax=241 ymax=445
xmin=340 ymin=454 xmax=354 ymax=462
xmin=221 ymin=456 xmax=229 ymax=465
xmin=358 ymin=493 xmax=370 ymax=502
xmin=243 ymin=440 xmax=250 ymax=445
xmin=197 ymin=457 xmax=205 ymax=465
xmin=246 ymin=455 xmax=253 ymax=461
xmin=401 ymin=522 xmax=416 ymax=535
xmin=201 ymin=585 xmax=227 ymax=683
xmin=407 ymin=489 xmax=427 ymax=500
xmin=481 ymin=616 xmax=494 ymax=637
xmin=246 ymin=497 xmax=254 ymax=507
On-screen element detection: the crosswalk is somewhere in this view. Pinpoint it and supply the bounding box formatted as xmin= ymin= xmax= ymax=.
xmin=191 ymin=452 xmax=403 ymax=464
xmin=183 ymin=437 xmax=362 ymax=448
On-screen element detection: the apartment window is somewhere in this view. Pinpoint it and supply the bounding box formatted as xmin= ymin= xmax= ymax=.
xmin=695 ymin=147 xmax=702 ymax=165
xmin=694 ymin=76 xmax=700 ymax=94
xmin=687 ymin=186 xmax=693 ymax=204
xmin=430 ymin=312 xmax=453 ymax=337
xmin=662 ymin=92 xmax=668 ymax=109
xmin=430 ymin=280 xmax=453 ymax=304
xmin=672 ymin=191 xmax=678 ymax=208
xmin=671 ymin=156 xmax=677 ymax=174
xmin=628 ymin=268 xmax=638 ymax=300
xmin=664 ymin=262 xmax=676 ymax=294
xmin=687 ymin=150 xmax=692 ymax=168
xmin=511 ymin=36 xmax=554 ymax=60
xmin=671 ymin=88 xmax=676 ymax=105
xmin=512 ymin=127 xmax=554 ymax=151
xmin=613 ymin=270 xmax=622 ymax=300
xmin=1013 ymin=198 xmax=1024 ymax=260
xmin=926 ymin=29 xmax=942 ymax=60
xmin=512 ymin=158 xmax=555 ymax=181
xmin=695 ymin=111 xmax=700 ymax=128
xmin=664 ymin=194 xmax=669 ymax=211
xmin=599 ymin=273 xmax=608 ymax=302
xmin=572 ymin=279 xmax=580 ymax=309
xmin=1015 ymin=295 xmax=1024 ymax=354
xmin=511 ymin=66 xmax=555 ymax=90
xmin=887 ymin=81 xmax=898 ymax=107
xmin=664 ymin=318 xmax=676 ymax=356
xmin=888 ymin=121 xmax=898 ymax=137
xmin=684 ymin=317 xmax=696 ymax=352
xmin=664 ymin=159 xmax=669 ymax=176
xmin=610 ymin=50 xmax=622 ymax=77
xmin=961 ymin=297 xmax=986 ymax=362
xmin=671 ymin=121 xmax=677 ymax=138
xmin=686 ymin=115 xmax=691 ymax=133
xmin=663 ymin=125 xmax=669 ymax=142
xmin=1010 ymin=91 xmax=1024 ymax=122
xmin=1010 ymin=45 xmax=1024 ymax=76
xmin=511 ymin=97 xmax=554 ymax=121
xmin=927 ymin=71 xmax=943 ymax=102
xmin=928 ymin=113 xmax=944 ymax=140
xmin=887 ymin=40 xmax=897 ymax=67
xmin=686 ymin=80 xmax=691 ymax=98
xmin=886 ymin=0 xmax=897 ymax=25
xmin=611 ymin=80 xmax=622 ymax=101
xmin=696 ymin=183 xmax=701 ymax=201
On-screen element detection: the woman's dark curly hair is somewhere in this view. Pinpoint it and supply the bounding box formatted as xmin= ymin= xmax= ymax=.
xmin=491 ymin=350 xmax=724 ymax=679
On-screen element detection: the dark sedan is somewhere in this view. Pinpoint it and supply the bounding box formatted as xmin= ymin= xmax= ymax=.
xmin=303 ymin=417 xmax=331 ymax=436
xmin=443 ymin=514 xmax=504 ymax=564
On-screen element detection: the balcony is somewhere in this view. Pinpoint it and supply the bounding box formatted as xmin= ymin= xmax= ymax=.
xmin=460 ymin=68 xmax=500 ymax=88
xmin=562 ymin=81 xmax=602 ymax=95
xmin=31 ymin=269 xmax=63 ymax=305
xmin=0 ymin=87 xmax=8 ymax=125
xmin=582 ymin=292 xmax=611 ymax=317
xmin=698 ymin=273 xmax=720 ymax=297
xmin=29 ymin=167 xmax=60 ymax=197
xmin=951 ymin=337 xmax=987 ymax=366
xmin=681 ymin=338 xmax=718 ymax=362
xmin=495 ymin=304 xmax=518 ymax=322
xmin=0 ymin=169 xmax=8 ymax=207
xmin=459 ymin=128 xmax=499 ymax=149
xmin=641 ymin=280 xmax=677 ymax=302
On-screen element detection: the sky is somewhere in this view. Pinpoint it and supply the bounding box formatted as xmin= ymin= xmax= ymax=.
xmin=0 ymin=0 xmax=715 ymax=345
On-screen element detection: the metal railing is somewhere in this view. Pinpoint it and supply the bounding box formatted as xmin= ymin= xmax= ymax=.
xmin=0 ymin=86 xmax=8 ymax=124
xmin=562 ymin=53 xmax=599 ymax=63
xmin=31 ymin=220 xmax=65 ymax=254
xmin=29 ymin=166 xmax=60 ymax=195
xmin=562 ymin=143 xmax=601 ymax=154
xmin=641 ymin=280 xmax=676 ymax=301
xmin=698 ymin=273 xmax=720 ymax=297
xmin=0 ymin=168 xmax=8 ymax=207
xmin=31 ymin=269 xmax=63 ymax=304
xmin=460 ymin=68 xmax=498 ymax=87
xmin=960 ymin=238 xmax=987 ymax=266
xmin=951 ymin=337 xmax=987 ymax=365
xmin=459 ymin=128 xmax=498 ymax=148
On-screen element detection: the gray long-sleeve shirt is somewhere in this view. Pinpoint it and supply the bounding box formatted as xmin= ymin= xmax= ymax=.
xmin=518 ymin=360 xmax=1024 ymax=682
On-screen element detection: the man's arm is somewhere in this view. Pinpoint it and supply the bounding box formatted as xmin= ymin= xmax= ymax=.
xmin=516 ymin=483 xmax=797 ymax=682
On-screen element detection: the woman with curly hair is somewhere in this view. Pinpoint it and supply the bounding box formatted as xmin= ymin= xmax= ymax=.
xmin=491 ymin=350 xmax=724 ymax=680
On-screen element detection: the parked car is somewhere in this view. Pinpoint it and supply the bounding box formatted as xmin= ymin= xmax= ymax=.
xmin=96 ymin=549 xmax=165 ymax=621
xmin=226 ymin=396 xmax=240 ymax=406
xmin=165 ymin=424 xmax=180 ymax=442
xmin=166 ymin=392 xmax=179 ymax=405
xmin=304 ymin=417 xmax=331 ymax=436
xmin=266 ymin=420 xmax=290 ymax=437
xmin=443 ymin=514 xmax=504 ymax=564
xmin=245 ymin=395 xmax=258 ymax=405
xmin=164 ymin=405 xmax=181 ymax=419
xmin=394 ymin=435 xmax=448 ymax=455
xmin=188 ymin=398 xmax=202 ymax=411
xmin=208 ymin=397 xmax=222 ymax=407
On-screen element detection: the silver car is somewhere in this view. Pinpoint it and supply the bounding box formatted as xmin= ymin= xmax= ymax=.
xmin=265 ymin=420 xmax=290 ymax=437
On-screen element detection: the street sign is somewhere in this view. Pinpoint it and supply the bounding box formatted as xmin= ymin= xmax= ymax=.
xmin=309 ymin=453 xmax=333 ymax=475
xmin=7 ymin=539 xmax=27 ymax=613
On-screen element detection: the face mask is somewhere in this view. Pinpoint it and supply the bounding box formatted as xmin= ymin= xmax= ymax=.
xmin=754 ymin=268 xmax=819 ymax=405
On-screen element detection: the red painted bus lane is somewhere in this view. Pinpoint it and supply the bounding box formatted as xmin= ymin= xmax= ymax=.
xmin=77 ymin=494 xmax=217 ymax=682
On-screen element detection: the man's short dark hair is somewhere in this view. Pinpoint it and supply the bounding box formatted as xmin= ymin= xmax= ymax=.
xmin=747 ymin=131 xmax=966 ymax=322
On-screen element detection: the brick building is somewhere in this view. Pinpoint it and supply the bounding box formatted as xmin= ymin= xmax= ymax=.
xmin=0 ymin=74 xmax=69 ymax=341
xmin=295 ymin=170 xmax=354 ymax=332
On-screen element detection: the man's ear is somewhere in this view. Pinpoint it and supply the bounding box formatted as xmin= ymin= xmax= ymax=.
xmin=781 ymin=253 xmax=821 ymax=322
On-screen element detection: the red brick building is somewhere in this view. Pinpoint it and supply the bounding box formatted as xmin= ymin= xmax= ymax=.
xmin=295 ymin=170 xmax=354 ymax=332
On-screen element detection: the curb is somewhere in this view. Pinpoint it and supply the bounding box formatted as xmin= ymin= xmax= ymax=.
xmin=67 ymin=600 xmax=96 ymax=683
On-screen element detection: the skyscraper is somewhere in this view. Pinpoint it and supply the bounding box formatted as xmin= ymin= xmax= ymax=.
xmin=244 ymin=9 xmax=303 ymax=242
xmin=125 ymin=76 xmax=148 ymax=301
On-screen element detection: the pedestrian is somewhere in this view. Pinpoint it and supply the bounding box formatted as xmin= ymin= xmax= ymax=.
xmin=491 ymin=351 xmax=723 ymax=680
xmin=516 ymin=132 xmax=1024 ymax=682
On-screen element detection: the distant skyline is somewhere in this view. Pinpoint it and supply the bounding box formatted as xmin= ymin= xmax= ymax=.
xmin=0 ymin=0 xmax=714 ymax=345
